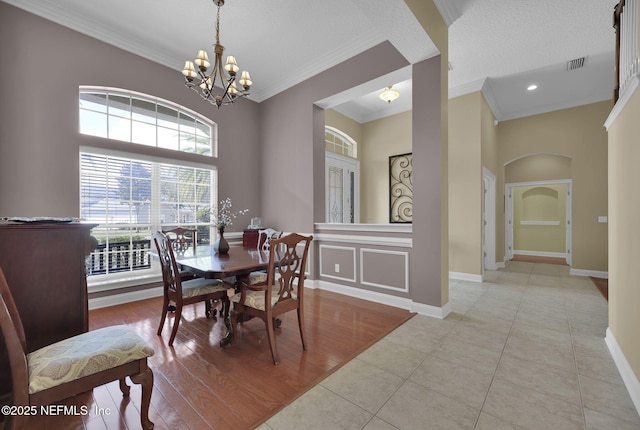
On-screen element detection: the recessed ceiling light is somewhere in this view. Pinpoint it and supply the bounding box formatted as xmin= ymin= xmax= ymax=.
xmin=527 ymin=84 xmax=538 ymax=91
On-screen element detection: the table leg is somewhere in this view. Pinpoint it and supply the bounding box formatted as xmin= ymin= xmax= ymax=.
xmin=219 ymin=274 xmax=246 ymax=348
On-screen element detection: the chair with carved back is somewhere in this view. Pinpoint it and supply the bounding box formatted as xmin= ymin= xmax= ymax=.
xmin=257 ymin=228 xmax=282 ymax=252
xmin=229 ymin=233 xmax=312 ymax=365
xmin=162 ymin=227 xmax=199 ymax=283
xmin=0 ymin=267 xmax=155 ymax=430
xmin=246 ymin=228 xmax=282 ymax=285
xmin=162 ymin=227 xmax=197 ymax=255
xmin=153 ymin=231 xmax=230 ymax=346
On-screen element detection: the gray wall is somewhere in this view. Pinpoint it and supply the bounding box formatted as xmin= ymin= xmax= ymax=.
xmin=257 ymin=42 xmax=410 ymax=234
xmin=0 ymin=3 xmax=260 ymax=231
xmin=1 ymin=4 xmax=448 ymax=311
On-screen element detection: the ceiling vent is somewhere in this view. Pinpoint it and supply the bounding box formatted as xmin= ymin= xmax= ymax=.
xmin=567 ymin=56 xmax=587 ymax=71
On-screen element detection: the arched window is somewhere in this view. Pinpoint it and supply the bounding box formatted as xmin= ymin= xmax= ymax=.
xmin=78 ymin=87 xmax=218 ymax=285
xmin=324 ymin=127 xmax=359 ymax=223
xmin=79 ymin=87 xmax=216 ymax=157
xmin=325 ymin=126 xmax=357 ymax=158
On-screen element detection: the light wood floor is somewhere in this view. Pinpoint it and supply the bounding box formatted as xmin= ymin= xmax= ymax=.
xmin=15 ymin=289 xmax=412 ymax=430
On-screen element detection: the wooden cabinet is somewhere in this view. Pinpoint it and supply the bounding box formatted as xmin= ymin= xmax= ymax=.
xmin=0 ymin=221 xmax=96 ymax=399
xmin=243 ymin=229 xmax=259 ymax=249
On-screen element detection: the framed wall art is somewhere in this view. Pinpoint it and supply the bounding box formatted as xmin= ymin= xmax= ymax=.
xmin=389 ymin=152 xmax=413 ymax=223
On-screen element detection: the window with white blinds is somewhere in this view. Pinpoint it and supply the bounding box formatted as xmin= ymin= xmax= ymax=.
xmin=79 ymin=87 xmax=216 ymax=157
xmin=80 ymin=151 xmax=216 ymax=278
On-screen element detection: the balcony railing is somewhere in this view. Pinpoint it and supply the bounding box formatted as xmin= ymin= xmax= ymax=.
xmin=87 ymin=239 xmax=151 ymax=276
xmin=614 ymin=0 xmax=639 ymax=102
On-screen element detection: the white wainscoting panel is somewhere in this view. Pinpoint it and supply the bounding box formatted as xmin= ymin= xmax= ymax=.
xmin=360 ymin=248 xmax=409 ymax=292
xmin=319 ymin=244 xmax=357 ymax=282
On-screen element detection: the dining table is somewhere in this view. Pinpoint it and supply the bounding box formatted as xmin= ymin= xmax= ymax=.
xmin=171 ymin=244 xmax=272 ymax=347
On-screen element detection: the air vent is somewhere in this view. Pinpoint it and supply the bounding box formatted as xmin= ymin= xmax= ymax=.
xmin=567 ymin=56 xmax=587 ymax=71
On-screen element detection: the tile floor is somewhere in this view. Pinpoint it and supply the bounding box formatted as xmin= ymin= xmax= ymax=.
xmin=257 ymin=261 xmax=640 ymax=430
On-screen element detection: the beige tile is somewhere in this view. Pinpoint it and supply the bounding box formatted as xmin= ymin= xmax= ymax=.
xmin=409 ymin=355 xmax=493 ymax=409
xmin=362 ymin=417 xmax=399 ymax=430
xmin=446 ymin=321 xmax=510 ymax=352
xmin=466 ymin=301 xmax=518 ymax=322
xmin=432 ymin=337 xmax=502 ymax=376
xmin=265 ymin=262 xmax=636 ymax=430
xmin=357 ymin=337 xmax=427 ymax=379
xmin=509 ymin=319 xmax=573 ymax=349
xmin=377 ymin=381 xmax=478 ymax=430
xmin=265 ymin=385 xmax=372 ymax=430
xmin=483 ymin=379 xmax=585 ymax=430
xmin=584 ymin=407 xmax=640 ymax=430
xmin=575 ymin=352 xmax=625 ymax=385
xmin=580 ymin=374 xmax=640 ymax=426
xmin=571 ymin=332 xmax=611 ymax=359
xmin=475 ymin=412 xmax=518 ymax=430
xmin=503 ymin=332 xmax=576 ymax=373
xmin=502 ymin=261 xmax=534 ymax=274
xmin=514 ymin=306 xmax=571 ymax=334
xmin=320 ymin=358 xmax=405 ymax=414
xmin=382 ymin=313 xmax=460 ymax=354
xmin=494 ymin=353 xmax=582 ymax=406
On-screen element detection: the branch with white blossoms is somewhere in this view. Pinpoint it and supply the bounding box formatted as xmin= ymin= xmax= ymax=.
xmin=211 ymin=197 xmax=249 ymax=230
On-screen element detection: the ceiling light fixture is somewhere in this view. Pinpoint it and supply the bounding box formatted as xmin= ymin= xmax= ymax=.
xmin=527 ymin=84 xmax=538 ymax=91
xmin=182 ymin=0 xmax=252 ymax=108
xmin=379 ymin=86 xmax=400 ymax=104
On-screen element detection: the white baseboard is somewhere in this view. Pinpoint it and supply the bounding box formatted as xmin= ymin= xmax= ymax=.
xmin=316 ymin=279 xmax=449 ymax=319
xmin=570 ymin=268 xmax=609 ymax=279
xmin=449 ymin=272 xmax=482 ymax=283
xmin=89 ymin=287 xmax=163 ymax=310
xmin=605 ymin=327 xmax=640 ymax=415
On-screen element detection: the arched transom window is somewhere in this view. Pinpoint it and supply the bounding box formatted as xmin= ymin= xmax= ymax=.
xmin=79 ymin=87 xmax=217 ymax=157
xmin=325 ymin=126 xmax=357 ymax=158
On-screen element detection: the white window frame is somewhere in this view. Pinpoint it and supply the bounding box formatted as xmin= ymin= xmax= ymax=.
xmin=325 ymin=126 xmax=357 ymax=158
xmin=80 ymin=146 xmax=218 ymax=292
xmin=79 ymin=86 xmax=217 ymax=157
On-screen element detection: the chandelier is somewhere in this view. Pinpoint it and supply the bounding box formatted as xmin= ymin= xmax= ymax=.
xmin=379 ymin=86 xmax=400 ymax=104
xmin=181 ymin=0 xmax=252 ymax=108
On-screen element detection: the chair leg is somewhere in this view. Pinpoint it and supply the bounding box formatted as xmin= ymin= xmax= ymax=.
xmin=157 ymin=297 xmax=169 ymax=336
xmin=130 ymin=366 xmax=155 ymax=430
xmin=205 ymin=299 xmax=213 ymax=318
xmin=297 ymin=307 xmax=307 ymax=351
xmin=221 ymin=296 xmax=230 ymax=320
xmin=168 ymin=304 xmax=182 ymax=346
xmin=265 ymin=315 xmax=279 ymax=365
xmin=119 ymin=377 xmax=131 ymax=396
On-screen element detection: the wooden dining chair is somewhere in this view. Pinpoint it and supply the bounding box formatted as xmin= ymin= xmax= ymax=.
xmin=0 ymin=267 xmax=155 ymax=430
xmin=162 ymin=227 xmax=197 ymax=254
xmin=229 ymin=233 xmax=313 ymax=365
xmin=246 ymin=228 xmax=283 ymax=285
xmin=153 ymin=231 xmax=230 ymax=346
xmin=161 ymin=227 xmax=199 ymax=305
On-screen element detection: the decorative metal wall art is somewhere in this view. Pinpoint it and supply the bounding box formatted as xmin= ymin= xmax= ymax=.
xmin=389 ymin=152 xmax=413 ymax=223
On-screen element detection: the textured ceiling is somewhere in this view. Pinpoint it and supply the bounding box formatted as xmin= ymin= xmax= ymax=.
xmin=2 ymin=0 xmax=619 ymax=123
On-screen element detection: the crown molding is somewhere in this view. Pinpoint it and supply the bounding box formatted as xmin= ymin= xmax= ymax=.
xmin=481 ymin=79 xmax=504 ymax=122
xmin=448 ymin=78 xmax=486 ymax=99
xmin=3 ymin=0 xmax=182 ymax=76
